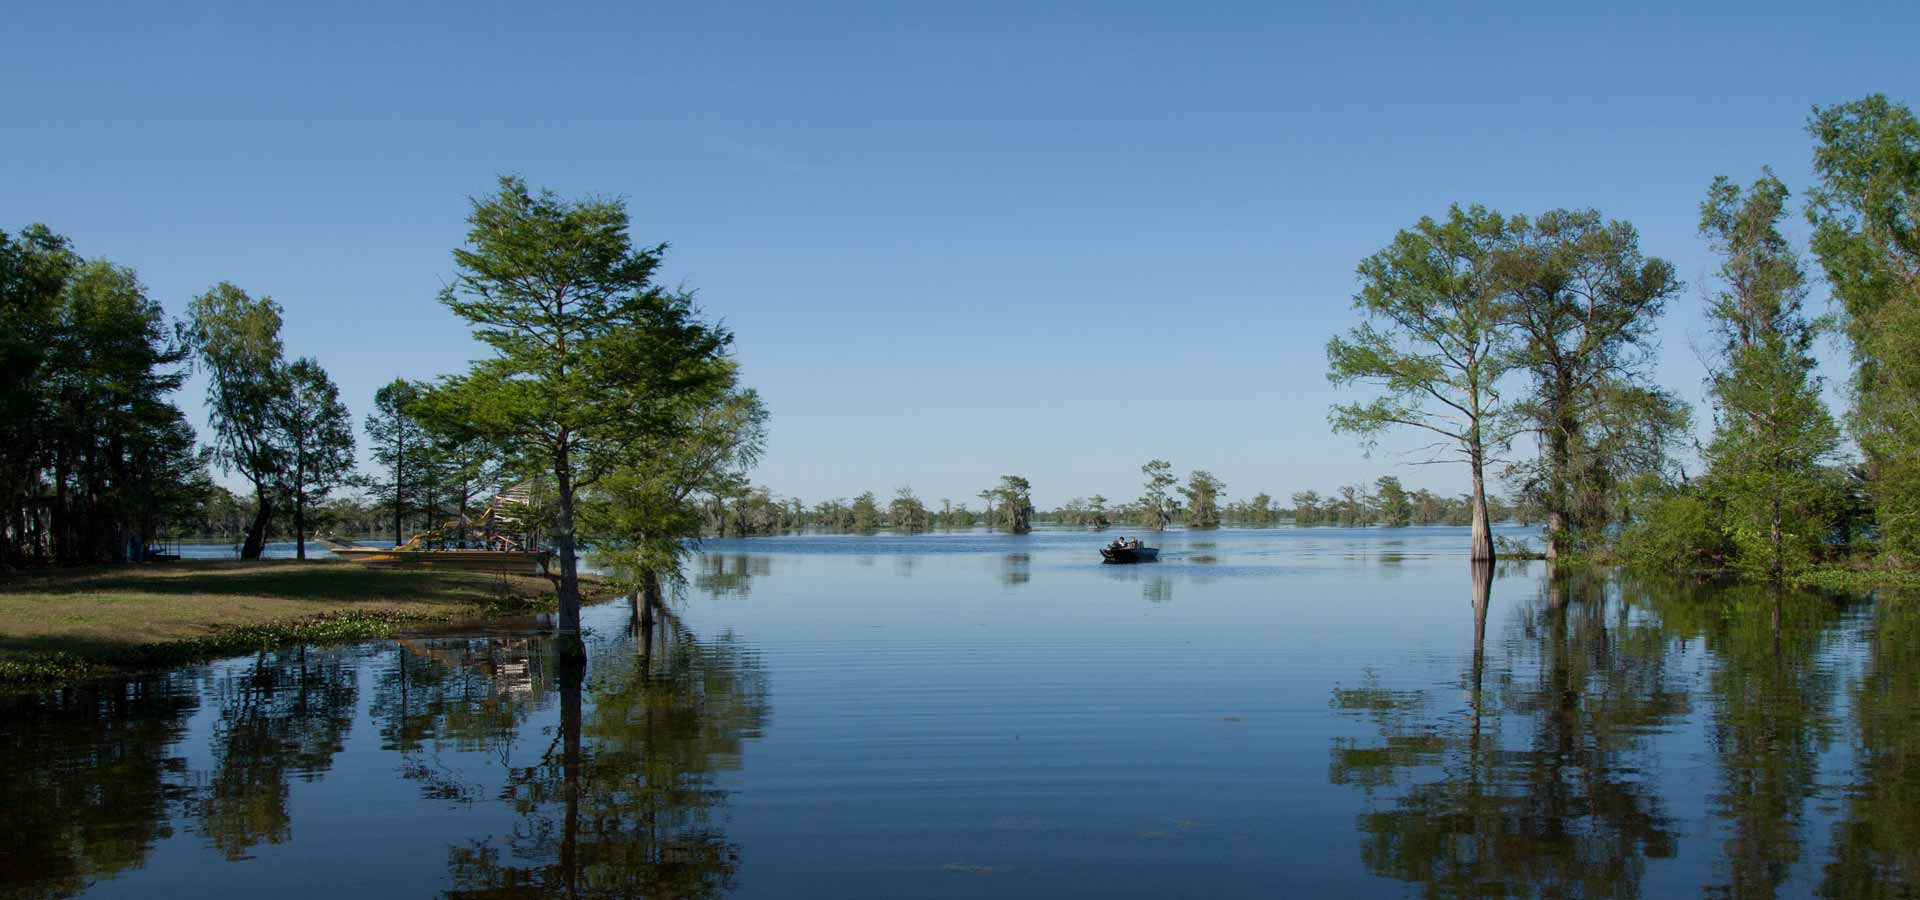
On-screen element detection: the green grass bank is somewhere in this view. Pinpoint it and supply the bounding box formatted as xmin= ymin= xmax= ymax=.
xmin=0 ymin=560 xmax=613 ymax=687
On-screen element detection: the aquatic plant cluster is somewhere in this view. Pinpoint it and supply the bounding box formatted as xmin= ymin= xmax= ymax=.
xmin=0 ymin=611 xmax=402 ymax=687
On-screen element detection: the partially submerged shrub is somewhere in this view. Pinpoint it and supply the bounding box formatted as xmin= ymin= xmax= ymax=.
xmin=1618 ymin=492 xmax=1734 ymax=576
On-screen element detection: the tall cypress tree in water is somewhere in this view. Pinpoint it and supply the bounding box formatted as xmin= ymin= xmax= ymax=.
xmin=996 ymin=475 xmax=1034 ymax=534
xmin=426 ymin=177 xmax=733 ymax=657
xmin=1699 ymin=171 xmax=1839 ymax=583
xmin=1497 ymin=209 xmax=1686 ymax=564
xmin=1328 ymin=205 xmax=1518 ymax=561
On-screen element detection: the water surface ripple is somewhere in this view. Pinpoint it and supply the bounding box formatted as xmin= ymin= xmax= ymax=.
xmin=3 ymin=525 xmax=1915 ymax=899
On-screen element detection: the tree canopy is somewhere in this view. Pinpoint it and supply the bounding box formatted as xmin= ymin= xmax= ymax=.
xmin=425 ymin=176 xmax=735 ymax=648
xmin=1328 ymin=205 xmax=1518 ymax=560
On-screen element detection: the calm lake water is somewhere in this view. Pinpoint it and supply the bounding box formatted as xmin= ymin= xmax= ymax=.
xmin=174 ymin=540 xmax=340 ymax=560
xmin=5 ymin=526 xmax=1917 ymax=898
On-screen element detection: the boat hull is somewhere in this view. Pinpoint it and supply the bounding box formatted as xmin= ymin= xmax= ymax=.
xmin=1099 ymin=546 xmax=1160 ymax=564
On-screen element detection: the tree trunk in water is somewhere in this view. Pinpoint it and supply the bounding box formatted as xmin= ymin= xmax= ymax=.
xmin=1544 ymin=380 xmax=1573 ymax=566
xmin=1468 ymin=558 xmax=1493 ymax=750
xmin=1770 ymin=493 xmax=1784 ymax=585
xmin=1469 ymin=440 xmax=1495 ymax=562
xmin=557 ymin=654 xmax=583 ymax=895
xmin=551 ymin=442 xmax=583 ymax=662
xmin=242 ymin=489 xmax=272 ymax=560
xmin=640 ymin=569 xmax=663 ymax=628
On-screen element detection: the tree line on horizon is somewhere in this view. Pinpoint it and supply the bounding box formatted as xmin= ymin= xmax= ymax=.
xmin=696 ymin=463 xmax=1544 ymax=537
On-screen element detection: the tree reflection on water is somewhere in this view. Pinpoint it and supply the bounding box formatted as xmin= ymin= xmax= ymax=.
xmin=1327 ymin=567 xmax=1920 ymax=899
xmin=436 ymin=598 xmax=770 ymax=898
xmin=1819 ymin=595 xmax=1920 ymax=899
xmin=5 ymin=569 xmax=1920 ymax=898
xmin=1330 ymin=565 xmax=1687 ymax=898
xmin=0 ymin=673 xmax=198 ymax=898
xmin=193 ymin=646 xmax=366 ymax=860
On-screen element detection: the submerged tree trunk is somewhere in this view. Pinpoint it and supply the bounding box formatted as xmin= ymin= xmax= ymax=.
xmin=1468 ymin=558 xmax=1493 ymax=754
xmin=1542 ymin=377 xmax=1574 ymax=567
xmin=1469 ymin=439 xmax=1496 ymax=563
xmin=640 ymin=569 xmax=663 ymax=626
xmin=557 ymin=654 xmax=583 ymax=896
xmin=551 ymin=439 xmax=583 ymax=661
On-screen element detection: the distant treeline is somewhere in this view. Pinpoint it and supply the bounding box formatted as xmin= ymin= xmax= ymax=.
xmin=700 ymin=466 xmax=1539 ymax=537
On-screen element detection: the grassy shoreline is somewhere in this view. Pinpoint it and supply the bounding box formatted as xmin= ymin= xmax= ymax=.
xmin=0 ymin=559 xmax=616 ymax=687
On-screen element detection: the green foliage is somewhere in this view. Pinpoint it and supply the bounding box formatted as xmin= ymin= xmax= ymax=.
xmin=1334 ymin=483 xmax=1375 ymax=526
xmin=271 ymin=358 xmax=355 ymax=558
xmin=1224 ymin=492 xmax=1275 ymax=526
xmin=994 ymin=475 xmax=1034 ymax=534
xmin=1140 ymin=459 xmax=1177 ymax=530
xmin=1498 ymin=208 xmax=1685 ymax=558
xmin=850 ymin=491 xmax=882 ymax=533
xmin=1617 ymin=488 xmax=1735 ymax=575
xmin=1328 ymin=205 xmax=1517 ymax=559
xmin=1291 ymin=490 xmax=1323 ymax=525
xmin=1807 ymin=95 xmax=1920 ymax=559
xmin=1182 ymin=470 xmax=1225 ymax=528
xmin=425 ymin=177 xmax=734 ymax=634
xmin=1699 ymin=170 xmax=1841 ymax=582
xmin=0 ymin=651 xmax=99 ymax=686
xmin=588 ymin=386 xmax=767 ymax=588
xmin=1 ymin=229 xmax=208 ymax=566
xmin=1055 ymin=496 xmax=1112 ymax=528
xmin=0 ymin=611 xmax=404 ymax=688
xmin=889 ymin=487 xmax=931 ymax=533
xmin=186 ymin=283 xmax=288 ymax=558
xmin=0 ymin=229 xmax=75 ymax=547
xmin=1373 ymin=476 xmax=1412 ymax=527
xmin=364 ymin=378 xmax=430 ymax=546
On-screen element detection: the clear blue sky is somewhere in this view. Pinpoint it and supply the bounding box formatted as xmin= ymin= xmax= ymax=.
xmin=5 ymin=1 xmax=1916 ymax=508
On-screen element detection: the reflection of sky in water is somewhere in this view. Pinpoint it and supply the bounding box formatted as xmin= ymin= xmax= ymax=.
xmin=4 ymin=525 xmax=1913 ymax=899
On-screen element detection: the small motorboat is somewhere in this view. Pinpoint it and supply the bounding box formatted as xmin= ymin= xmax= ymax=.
xmin=1100 ymin=543 xmax=1160 ymax=564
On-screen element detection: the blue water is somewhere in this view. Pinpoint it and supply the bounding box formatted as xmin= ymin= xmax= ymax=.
xmin=3 ymin=525 xmax=1912 ymax=898
xmin=174 ymin=540 xmax=340 ymax=560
